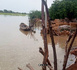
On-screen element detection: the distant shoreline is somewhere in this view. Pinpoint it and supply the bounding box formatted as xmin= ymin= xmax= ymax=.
xmin=0 ymin=13 xmax=26 ymax=16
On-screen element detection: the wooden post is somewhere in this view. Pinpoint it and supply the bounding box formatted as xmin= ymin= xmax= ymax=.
xmin=45 ymin=0 xmax=47 ymax=28
xmin=65 ymin=34 xmax=73 ymax=54
xmin=62 ymin=27 xmax=77 ymax=70
xmin=18 ymin=67 xmax=22 ymax=70
xmin=41 ymin=1 xmax=49 ymax=70
xmin=41 ymin=0 xmax=57 ymax=70
xmin=39 ymin=47 xmax=53 ymax=69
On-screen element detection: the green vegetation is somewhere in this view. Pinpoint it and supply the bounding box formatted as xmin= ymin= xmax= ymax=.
xmin=49 ymin=0 xmax=77 ymax=20
xmin=29 ymin=10 xmax=41 ymax=19
xmin=29 ymin=0 xmax=77 ymax=20
xmin=0 ymin=13 xmax=26 ymax=16
xmin=0 ymin=9 xmax=26 ymax=16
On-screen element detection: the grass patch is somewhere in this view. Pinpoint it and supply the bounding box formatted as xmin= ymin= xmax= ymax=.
xmin=0 ymin=13 xmax=26 ymax=16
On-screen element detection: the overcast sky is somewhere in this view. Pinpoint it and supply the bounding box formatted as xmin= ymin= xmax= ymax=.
xmin=0 ymin=0 xmax=54 ymax=13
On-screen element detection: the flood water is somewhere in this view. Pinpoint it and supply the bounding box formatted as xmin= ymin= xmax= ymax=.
xmin=0 ymin=15 xmax=77 ymax=70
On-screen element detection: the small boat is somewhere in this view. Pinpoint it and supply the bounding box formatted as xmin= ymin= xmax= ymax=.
xmin=20 ymin=23 xmax=30 ymax=31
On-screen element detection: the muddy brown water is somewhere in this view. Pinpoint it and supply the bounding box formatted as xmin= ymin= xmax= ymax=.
xmin=0 ymin=15 xmax=77 ymax=70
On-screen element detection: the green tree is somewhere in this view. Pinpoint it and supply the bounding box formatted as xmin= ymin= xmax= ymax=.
xmin=4 ymin=9 xmax=8 ymax=13
xmin=49 ymin=0 xmax=77 ymax=20
xmin=29 ymin=10 xmax=41 ymax=19
xmin=0 ymin=10 xmax=3 ymax=13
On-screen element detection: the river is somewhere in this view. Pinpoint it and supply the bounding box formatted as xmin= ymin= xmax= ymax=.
xmin=0 ymin=15 xmax=77 ymax=70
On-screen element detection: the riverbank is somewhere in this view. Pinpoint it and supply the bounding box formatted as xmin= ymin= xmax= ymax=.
xmin=32 ymin=18 xmax=77 ymax=36
xmin=0 ymin=13 xmax=26 ymax=16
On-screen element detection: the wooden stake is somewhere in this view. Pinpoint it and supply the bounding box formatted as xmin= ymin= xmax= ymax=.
xmin=41 ymin=0 xmax=57 ymax=70
xmin=65 ymin=34 xmax=73 ymax=54
xmin=18 ymin=67 xmax=22 ymax=70
xmin=41 ymin=1 xmax=49 ymax=70
xmin=26 ymin=63 xmax=34 ymax=70
xmin=39 ymin=47 xmax=53 ymax=69
xmin=62 ymin=27 xmax=77 ymax=70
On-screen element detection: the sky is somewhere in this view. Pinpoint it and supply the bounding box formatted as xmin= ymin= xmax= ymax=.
xmin=0 ymin=0 xmax=55 ymax=13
